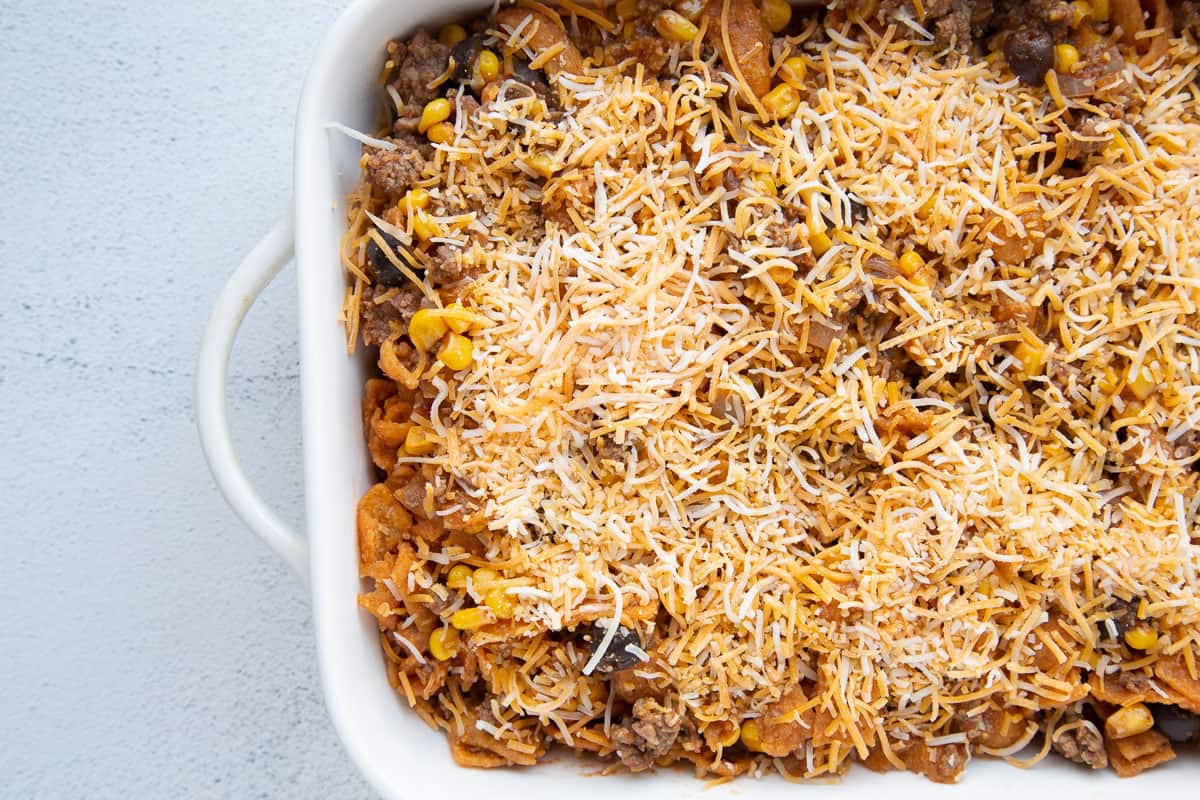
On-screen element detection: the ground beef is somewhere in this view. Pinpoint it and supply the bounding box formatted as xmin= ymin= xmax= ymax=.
xmin=934 ymin=5 xmax=972 ymax=51
xmin=388 ymin=29 xmax=450 ymax=106
xmin=610 ymin=698 xmax=683 ymax=771
xmin=426 ymin=244 xmax=463 ymax=285
xmin=1178 ymin=1 xmax=1200 ymax=37
xmin=360 ymin=285 xmax=421 ymax=347
xmin=365 ymin=138 xmax=427 ymax=197
xmin=1051 ymin=709 xmax=1108 ymax=769
xmin=610 ymin=35 xmax=671 ymax=77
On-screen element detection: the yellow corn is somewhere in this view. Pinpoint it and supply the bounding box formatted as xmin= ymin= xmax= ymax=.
xmin=450 ymin=607 xmax=493 ymax=630
xmin=446 ymin=564 xmax=472 ymax=589
xmin=654 ymin=9 xmax=700 ymax=42
xmin=897 ymin=250 xmax=924 ymax=278
xmin=470 ymin=567 xmax=499 ymax=589
xmin=484 ymin=587 xmax=515 ymax=619
xmin=809 ymin=230 xmax=832 ymax=257
xmin=713 ymin=722 xmax=741 ymax=748
xmin=477 ymin=49 xmax=501 ymax=82
xmin=439 ymin=302 xmax=478 ymax=334
xmin=762 ymin=83 xmax=801 ymax=119
xmin=438 ymin=23 xmax=468 ymax=47
xmin=762 ymin=0 xmax=792 ymax=33
xmin=412 ymin=210 xmax=441 ymax=241
xmin=739 ymin=720 xmax=764 ymax=752
xmin=527 ymin=154 xmax=557 ymax=179
xmin=429 ymin=626 xmax=460 ymax=660
xmin=403 ymin=425 xmax=438 ymax=456
xmin=437 ymin=332 xmax=473 ymax=371
xmin=1014 ymin=339 xmax=1047 ymax=377
xmin=1092 ymin=0 xmax=1109 ymax=22
xmin=400 ymin=188 xmax=430 ymax=214
xmin=1124 ymin=625 xmax=1158 ymax=651
xmin=1070 ymin=1 xmax=1092 ymax=25
xmin=1125 ymin=364 xmax=1158 ymax=400
xmin=675 ymin=0 xmax=705 ymax=20
xmin=426 ymin=121 xmax=455 ymax=145
xmin=407 ymin=308 xmax=448 ymax=352
xmin=779 ymin=56 xmax=807 ymax=88
xmin=617 ymin=0 xmax=638 ymax=19
xmin=1054 ymin=43 xmax=1080 ymax=74
xmin=1105 ymin=703 xmax=1154 ymax=739
xmin=418 ymin=98 xmax=452 ymax=134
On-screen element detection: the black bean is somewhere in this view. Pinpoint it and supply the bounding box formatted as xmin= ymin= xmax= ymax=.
xmin=451 ymin=34 xmax=485 ymax=84
xmin=848 ymin=194 xmax=869 ymax=225
xmin=1004 ymin=27 xmax=1055 ymax=85
xmin=1150 ymin=704 xmax=1200 ymax=743
xmin=366 ymin=232 xmax=407 ymax=286
xmin=578 ymin=623 xmax=644 ymax=673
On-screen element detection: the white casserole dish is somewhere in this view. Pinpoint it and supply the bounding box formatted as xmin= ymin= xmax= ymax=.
xmin=196 ymin=1 xmax=1195 ymax=796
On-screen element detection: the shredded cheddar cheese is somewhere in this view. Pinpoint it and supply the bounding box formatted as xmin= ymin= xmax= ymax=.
xmin=350 ymin=2 xmax=1200 ymax=782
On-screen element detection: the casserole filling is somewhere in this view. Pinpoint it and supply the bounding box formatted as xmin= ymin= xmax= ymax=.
xmin=343 ymin=0 xmax=1200 ymax=782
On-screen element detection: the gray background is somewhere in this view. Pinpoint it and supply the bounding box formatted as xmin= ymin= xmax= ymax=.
xmin=1 ymin=1 xmax=373 ymax=796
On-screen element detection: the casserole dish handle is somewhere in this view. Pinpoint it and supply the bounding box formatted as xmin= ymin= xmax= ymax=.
xmin=196 ymin=212 xmax=309 ymax=583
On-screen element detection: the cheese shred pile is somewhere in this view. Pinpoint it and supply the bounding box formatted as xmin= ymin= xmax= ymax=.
xmin=351 ymin=3 xmax=1200 ymax=782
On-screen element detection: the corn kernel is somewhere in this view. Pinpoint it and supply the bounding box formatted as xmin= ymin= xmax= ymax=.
xmin=450 ymin=607 xmax=493 ymax=630
xmin=403 ymin=425 xmax=438 ymax=456
xmin=1092 ymin=0 xmax=1109 ymax=22
xmin=1054 ymin=43 xmax=1081 ymax=74
xmin=412 ymin=210 xmax=442 ymax=241
xmin=1105 ymin=703 xmax=1154 ymax=739
xmin=429 ymin=626 xmax=460 ymax=660
xmin=1124 ymin=625 xmax=1158 ymax=651
xmin=426 ymin=121 xmax=455 ymax=144
xmin=762 ymin=0 xmax=792 ymax=33
xmin=470 ymin=567 xmax=499 ymax=589
xmin=675 ymin=0 xmax=705 ymax=20
xmin=1098 ymin=365 xmax=1121 ymax=396
xmin=439 ymin=302 xmax=478 ymax=334
xmin=418 ymin=98 xmax=452 ymax=134
xmin=809 ymin=230 xmax=832 ymax=257
xmin=437 ymin=332 xmax=473 ymax=371
xmin=713 ymin=721 xmax=741 ymax=748
xmin=762 ymin=83 xmax=801 ymax=119
xmin=897 ymin=250 xmax=925 ymax=278
xmin=408 ymin=308 xmax=448 ymax=352
xmin=654 ymin=9 xmax=700 ymax=42
xmin=446 ymin=564 xmax=472 ymax=589
xmin=1070 ymin=1 xmax=1092 ymax=25
xmin=739 ymin=720 xmax=764 ymax=752
xmin=401 ymin=188 xmax=430 ymax=214
xmin=484 ymin=587 xmax=515 ymax=619
xmin=438 ymin=23 xmax=467 ymax=47
xmin=527 ymin=154 xmax=557 ymax=179
xmin=617 ymin=0 xmax=638 ymax=19
xmin=477 ymin=49 xmax=501 ymax=82
xmin=1125 ymin=364 xmax=1158 ymax=400
xmin=622 ymin=21 xmax=636 ymax=38
xmin=779 ymin=56 xmax=808 ymax=88
xmin=1013 ymin=339 xmax=1046 ymax=377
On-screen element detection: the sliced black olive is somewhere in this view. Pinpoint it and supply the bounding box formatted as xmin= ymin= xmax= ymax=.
xmin=366 ymin=232 xmax=407 ymax=286
xmin=1150 ymin=704 xmax=1200 ymax=743
xmin=1004 ymin=27 xmax=1054 ymax=85
xmin=578 ymin=623 xmax=643 ymax=673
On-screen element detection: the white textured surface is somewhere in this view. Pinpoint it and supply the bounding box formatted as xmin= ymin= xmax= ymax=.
xmin=0 ymin=1 xmax=371 ymax=796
